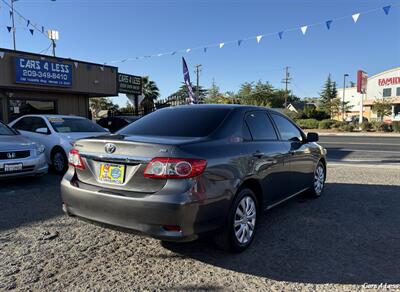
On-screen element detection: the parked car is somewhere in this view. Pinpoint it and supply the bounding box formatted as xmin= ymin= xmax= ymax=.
xmin=9 ymin=115 xmax=108 ymax=174
xmin=0 ymin=121 xmax=47 ymax=178
xmin=97 ymin=116 xmax=141 ymax=133
xmin=61 ymin=105 xmax=327 ymax=252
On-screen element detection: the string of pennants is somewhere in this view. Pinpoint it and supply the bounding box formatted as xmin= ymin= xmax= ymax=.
xmin=0 ymin=0 xmax=51 ymax=39
xmin=105 ymin=4 xmax=397 ymax=64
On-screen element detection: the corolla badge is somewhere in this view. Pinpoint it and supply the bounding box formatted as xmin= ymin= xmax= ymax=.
xmin=105 ymin=143 xmax=116 ymax=154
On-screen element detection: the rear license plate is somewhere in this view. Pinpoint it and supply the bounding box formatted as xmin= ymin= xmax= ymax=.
xmin=98 ymin=163 xmax=125 ymax=184
xmin=5 ymin=163 xmax=23 ymax=172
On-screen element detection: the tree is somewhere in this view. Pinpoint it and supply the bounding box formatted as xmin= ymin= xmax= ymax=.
xmin=203 ymin=79 xmax=229 ymax=104
xmin=89 ymin=97 xmax=119 ymax=119
xmin=167 ymin=83 xmax=207 ymax=104
xmin=319 ymin=75 xmax=339 ymax=118
xmin=140 ymin=76 xmax=160 ymax=114
xmin=372 ymin=99 xmax=392 ymax=121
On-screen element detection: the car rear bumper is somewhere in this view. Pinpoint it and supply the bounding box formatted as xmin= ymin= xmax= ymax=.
xmin=61 ymin=171 xmax=228 ymax=241
xmin=0 ymin=154 xmax=48 ymax=179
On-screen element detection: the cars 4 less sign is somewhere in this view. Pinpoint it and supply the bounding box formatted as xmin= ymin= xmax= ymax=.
xmin=15 ymin=57 xmax=72 ymax=87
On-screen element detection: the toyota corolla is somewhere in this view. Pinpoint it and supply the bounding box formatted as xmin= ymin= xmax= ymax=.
xmin=61 ymin=105 xmax=326 ymax=252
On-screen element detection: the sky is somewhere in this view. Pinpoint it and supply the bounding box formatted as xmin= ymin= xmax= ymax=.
xmin=0 ymin=0 xmax=399 ymax=106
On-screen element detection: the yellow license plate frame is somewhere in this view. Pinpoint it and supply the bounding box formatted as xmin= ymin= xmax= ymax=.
xmin=98 ymin=163 xmax=125 ymax=185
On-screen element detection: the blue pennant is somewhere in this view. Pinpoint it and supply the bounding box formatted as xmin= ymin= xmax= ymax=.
xmin=41 ymin=26 xmax=44 ymax=33
xmin=278 ymin=31 xmax=284 ymax=39
xmin=204 ymin=47 xmax=207 ymax=53
xmin=383 ymin=5 xmax=391 ymax=15
xmin=27 ymin=20 xmax=30 ymax=27
xmin=29 ymin=29 xmax=34 ymax=35
xmin=326 ymin=20 xmax=333 ymax=30
xmin=237 ymin=40 xmax=242 ymax=46
xmin=171 ymin=51 xmax=177 ymax=55
xmin=9 ymin=11 xmax=13 ymax=18
xmin=7 ymin=26 xmax=12 ymax=33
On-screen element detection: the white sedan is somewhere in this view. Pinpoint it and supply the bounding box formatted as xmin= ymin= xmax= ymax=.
xmin=9 ymin=115 xmax=108 ymax=174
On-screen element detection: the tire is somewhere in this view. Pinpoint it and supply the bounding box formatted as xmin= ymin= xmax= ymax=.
xmin=308 ymin=161 xmax=326 ymax=198
xmin=51 ymin=149 xmax=68 ymax=175
xmin=214 ymin=188 xmax=258 ymax=252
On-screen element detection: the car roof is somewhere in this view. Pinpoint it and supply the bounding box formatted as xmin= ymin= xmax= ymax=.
xmin=16 ymin=114 xmax=86 ymax=120
xmin=164 ymin=104 xmax=269 ymax=112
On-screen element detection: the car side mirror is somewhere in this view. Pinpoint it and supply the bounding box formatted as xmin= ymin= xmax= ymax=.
xmin=307 ymin=132 xmax=319 ymax=142
xmin=35 ymin=127 xmax=49 ymax=135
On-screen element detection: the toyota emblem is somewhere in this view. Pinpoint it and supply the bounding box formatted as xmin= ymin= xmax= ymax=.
xmin=105 ymin=143 xmax=116 ymax=154
xmin=7 ymin=152 xmax=16 ymax=159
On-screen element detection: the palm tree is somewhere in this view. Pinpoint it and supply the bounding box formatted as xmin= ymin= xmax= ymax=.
xmin=141 ymin=76 xmax=160 ymax=114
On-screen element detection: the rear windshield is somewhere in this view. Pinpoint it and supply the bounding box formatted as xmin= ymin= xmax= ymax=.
xmin=0 ymin=122 xmax=16 ymax=135
xmin=119 ymin=107 xmax=231 ymax=137
xmin=49 ymin=117 xmax=106 ymax=133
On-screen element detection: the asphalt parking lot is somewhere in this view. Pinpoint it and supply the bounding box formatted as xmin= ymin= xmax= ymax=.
xmin=1 ymin=164 xmax=400 ymax=291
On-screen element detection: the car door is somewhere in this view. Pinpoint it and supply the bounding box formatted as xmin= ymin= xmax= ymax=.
xmin=243 ymin=111 xmax=291 ymax=205
xmin=270 ymin=112 xmax=314 ymax=194
xmin=12 ymin=117 xmax=54 ymax=161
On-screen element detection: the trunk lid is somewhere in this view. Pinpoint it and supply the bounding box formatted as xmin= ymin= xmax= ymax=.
xmin=73 ymin=135 xmax=202 ymax=193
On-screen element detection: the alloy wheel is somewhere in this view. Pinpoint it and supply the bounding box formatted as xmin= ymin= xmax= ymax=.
xmin=314 ymin=164 xmax=325 ymax=195
xmin=234 ymin=196 xmax=256 ymax=244
xmin=53 ymin=152 xmax=66 ymax=173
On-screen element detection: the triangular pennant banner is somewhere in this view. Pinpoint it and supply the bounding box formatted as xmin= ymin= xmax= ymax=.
xmin=237 ymin=40 xmax=242 ymax=47
xmin=352 ymin=13 xmax=360 ymax=23
xmin=41 ymin=26 xmax=44 ymax=33
xmin=203 ymin=47 xmax=207 ymax=53
xmin=74 ymin=62 xmax=78 ymax=68
xmin=100 ymin=66 xmax=104 ymax=71
xmin=219 ymin=43 xmax=224 ymax=49
xmin=186 ymin=48 xmax=191 ymax=53
xmin=301 ymin=25 xmax=308 ymax=35
xmin=6 ymin=26 xmax=12 ymax=33
xmin=9 ymin=10 xmax=12 ymax=18
xmin=383 ymin=5 xmax=391 ymax=15
xmin=326 ymin=20 xmax=333 ymax=30
xmin=0 ymin=52 xmax=4 ymax=59
xmin=256 ymin=35 xmax=263 ymax=43
xmin=29 ymin=29 xmax=34 ymax=35
xmin=171 ymin=51 xmax=177 ymax=55
xmin=278 ymin=31 xmax=284 ymax=39
xmin=27 ymin=20 xmax=30 ymax=27
xmin=157 ymin=53 xmax=163 ymax=57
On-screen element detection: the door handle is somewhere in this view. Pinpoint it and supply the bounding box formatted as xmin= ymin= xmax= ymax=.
xmin=252 ymin=151 xmax=264 ymax=158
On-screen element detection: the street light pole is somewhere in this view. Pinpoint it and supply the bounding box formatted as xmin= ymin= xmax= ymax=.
xmin=342 ymin=73 xmax=349 ymax=121
xmin=11 ymin=0 xmax=17 ymax=50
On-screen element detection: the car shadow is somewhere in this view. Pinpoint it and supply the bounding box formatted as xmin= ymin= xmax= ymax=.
xmin=163 ymin=182 xmax=400 ymax=285
xmin=0 ymin=174 xmax=63 ymax=231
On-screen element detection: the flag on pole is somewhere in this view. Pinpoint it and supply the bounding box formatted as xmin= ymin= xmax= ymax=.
xmin=182 ymin=57 xmax=195 ymax=104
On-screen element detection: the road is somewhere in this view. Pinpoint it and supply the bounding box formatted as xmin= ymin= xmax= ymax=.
xmin=319 ymin=135 xmax=400 ymax=163
xmin=1 ymin=165 xmax=400 ymax=291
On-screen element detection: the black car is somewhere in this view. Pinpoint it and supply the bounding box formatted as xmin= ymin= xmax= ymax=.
xmin=62 ymin=105 xmax=327 ymax=252
xmin=97 ymin=116 xmax=141 ymax=133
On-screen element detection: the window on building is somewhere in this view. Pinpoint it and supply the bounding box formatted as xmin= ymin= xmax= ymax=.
xmin=8 ymin=99 xmax=57 ymax=122
xmin=396 ymin=87 xmax=400 ymax=97
xmin=382 ymin=88 xmax=392 ymax=97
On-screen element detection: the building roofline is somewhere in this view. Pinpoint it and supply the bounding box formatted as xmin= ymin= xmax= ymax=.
xmin=0 ymin=47 xmax=118 ymax=70
xmin=368 ymin=67 xmax=400 ymax=80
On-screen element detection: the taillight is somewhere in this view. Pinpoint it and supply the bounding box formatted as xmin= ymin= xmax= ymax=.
xmin=68 ymin=149 xmax=85 ymax=170
xmin=144 ymin=157 xmax=207 ymax=179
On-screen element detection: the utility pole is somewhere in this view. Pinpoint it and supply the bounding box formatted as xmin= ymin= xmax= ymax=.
xmin=342 ymin=73 xmax=349 ymax=121
xmin=194 ymin=64 xmax=202 ymax=103
xmin=11 ymin=0 xmax=16 ymax=50
xmin=282 ymin=66 xmax=291 ymax=108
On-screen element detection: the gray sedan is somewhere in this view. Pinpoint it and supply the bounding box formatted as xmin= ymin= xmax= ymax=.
xmin=0 ymin=121 xmax=48 ymax=178
xmin=61 ymin=105 xmax=326 ymax=252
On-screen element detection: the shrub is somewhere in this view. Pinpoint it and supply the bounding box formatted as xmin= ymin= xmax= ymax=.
xmin=331 ymin=121 xmax=346 ymax=129
xmin=392 ymin=121 xmax=400 ymax=133
xmin=360 ymin=121 xmax=372 ymax=132
xmin=296 ymin=119 xmax=319 ymax=129
xmin=339 ymin=124 xmax=355 ymax=132
xmin=318 ymin=119 xmax=335 ymax=129
xmin=371 ymin=121 xmax=392 ymax=132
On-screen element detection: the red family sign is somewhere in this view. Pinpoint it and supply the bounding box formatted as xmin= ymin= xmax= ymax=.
xmin=357 ymin=70 xmax=368 ymax=93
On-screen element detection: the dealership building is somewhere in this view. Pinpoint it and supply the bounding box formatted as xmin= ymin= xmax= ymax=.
xmin=336 ymin=67 xmax=400 ymax=122
xmin=0 ymin=48 xmax=120 ymax=123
